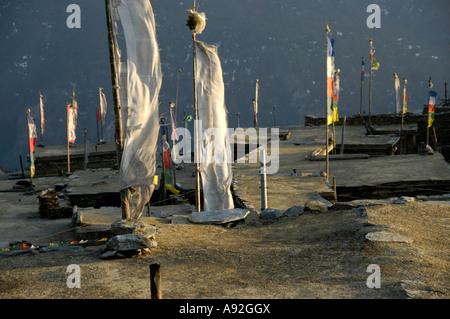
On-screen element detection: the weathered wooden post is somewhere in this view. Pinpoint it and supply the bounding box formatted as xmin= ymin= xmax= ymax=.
xmin=150 ymin=263 xmax=162 ymax=299
xmin=187 ymin=1 xmax=203 ymax=213
xmin=104 ymin=0 xmax=124 ymax=164
xmin=105 ymin=0 xmax=130 ymax=219
xmin=254 ymin=79 xmax=259 ymax=128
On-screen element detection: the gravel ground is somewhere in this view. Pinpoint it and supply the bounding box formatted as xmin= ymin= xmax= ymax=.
xmin=0 ymin=201 xmax=448 ymax=300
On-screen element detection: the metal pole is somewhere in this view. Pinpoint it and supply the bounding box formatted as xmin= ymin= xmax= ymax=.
xmin=260 ymin=148 xmax=268 ymax=211
xmin=193 ymin=35 xmax=201 ymax=212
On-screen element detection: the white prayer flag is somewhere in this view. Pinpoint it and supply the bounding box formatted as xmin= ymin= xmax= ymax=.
xmin=195 ymin=40 xmax=234 ymax=212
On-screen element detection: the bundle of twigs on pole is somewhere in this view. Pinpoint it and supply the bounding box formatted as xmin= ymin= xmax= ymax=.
xmin=186 ymin=9 xmax=206 ymax=35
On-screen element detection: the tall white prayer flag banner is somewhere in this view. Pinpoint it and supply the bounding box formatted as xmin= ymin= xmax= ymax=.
xmin=114 ymin=0 xmax=162 ymax=218
xmin=194 ymin=40 xmax=234 ymax=212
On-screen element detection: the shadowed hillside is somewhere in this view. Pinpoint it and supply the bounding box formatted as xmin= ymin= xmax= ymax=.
xmin=0 ymin=0 xmax=448 ymax=171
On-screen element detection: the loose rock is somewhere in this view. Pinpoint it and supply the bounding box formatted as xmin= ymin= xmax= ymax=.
xmin=110 ymin=218 xmax=157 ymax=239
xmin=350 ymin=206 xmax=368 ymax=217
xmin=282 ymin=206 xmax=304 ymax=217
xmin=304 ymin=199 xmax=331 ymax=213
xmin=105 ymin=233 xmax=157 ymax=252
xmin=260 ymin=208 xmax=283 ymax=219
xmin=365 ymin=231 xmax=413 ymax=244
xmin=394 ymin=196 xmax=415 ymax=205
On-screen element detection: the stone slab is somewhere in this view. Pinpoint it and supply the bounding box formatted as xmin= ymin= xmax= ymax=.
xmin=189 ymin=208 xmax=250 ymax=225
xmin=150 ymin=204 xmax=195 ymax=218
xmin=365 ymin=231 xmax=413 ymax=243
xmin=75 ymin=224 xmax=111 ymax=241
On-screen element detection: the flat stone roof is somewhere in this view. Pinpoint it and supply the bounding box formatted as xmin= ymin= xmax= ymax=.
xmin=232 ymin=125 xmax=450 ymax=211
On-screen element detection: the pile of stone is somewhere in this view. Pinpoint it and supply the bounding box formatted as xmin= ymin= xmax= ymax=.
xmin=260 ymin=206 xmax=304 ymax=219
xmin=38 ymin=188 xmax=72 ymax=219
xmin=100 ymin=218 xmax=157 ymax=259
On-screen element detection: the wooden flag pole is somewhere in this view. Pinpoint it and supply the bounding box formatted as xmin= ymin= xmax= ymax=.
xmin=393 ymin=73 xmax=398 ymax=116
xmin=187 ymin=0 xmax=207 ymax=212
xmin=96 ymin=108 xmax=100 ymax=144
xmin=368 ymin=39 xmax=373 ymax=128
xmin=254 ymin=79 xmax=259 ymax=127
xmin=360 ymin=56 xmax=364 ymax=115
xmin=105 ymin=0 xmax=129 ymax=219
xmin=26 ymin=109 xmax=33 ymax=184
xmin=332 ymin=121 xmax=336 ymax=155
xmin=169 ymin=101 xmax=177 ymax=187
xmin=159 ymin=115 xmax=166 ymax=204
xmin=99 ymin=87 xmax=105 ymax=143
xmin=105 ymin=0 xmax=123 ymax=165
xmin=192 ymin=15 xmax=201 ymax=213
xmin=400 ymin=78 xmax=406 ymax=154
xmin=427 ymin=76 xmax=432 ymax=146
xmin=39 ymin=91 xmax=44 ymax=147
xmin=325 ymin=23 xmax=330 ymax=183
xmin=66 ymin=103 xmax=71 ymax=173
xmin=432 ymin=127 xmax=438 ymax=150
